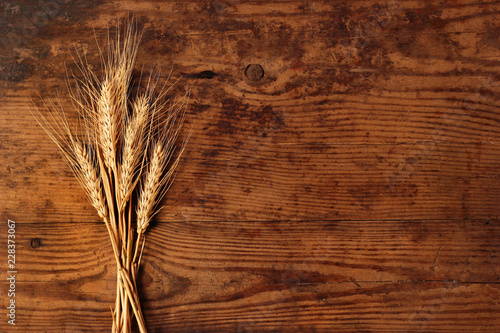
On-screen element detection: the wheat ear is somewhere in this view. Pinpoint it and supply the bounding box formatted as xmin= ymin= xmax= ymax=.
xmin=118 ymin=94 xmax=149 ymax=209
xmin=72 ymin=142 xmax=108 ymax=220
xmin=136 ymin=91 xmax=190 ymax=231
xmin=136 ymin=141 xmax=165 ymax=233
xmin=30 ymin=99 xmax=108 ymax=222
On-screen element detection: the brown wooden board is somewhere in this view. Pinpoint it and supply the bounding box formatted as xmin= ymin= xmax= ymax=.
xmin=0 ymin=219 xmax=499 ymax=332
xmin=1 ymin=0 xmax=499 ymax=331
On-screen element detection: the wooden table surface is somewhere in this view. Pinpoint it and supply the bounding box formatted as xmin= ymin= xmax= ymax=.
xmin=1 ymin=0 xmax=500 ymax=332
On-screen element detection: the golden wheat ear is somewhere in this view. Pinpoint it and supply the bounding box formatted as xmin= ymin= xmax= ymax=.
xmin=30 ymin=97 xmax=109 ymax=222
xmin=136 ymin=87 xmax=190 ymax=234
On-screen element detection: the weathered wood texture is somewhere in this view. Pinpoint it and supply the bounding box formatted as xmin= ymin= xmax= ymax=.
xmin=1 ymin=0 xmax=499 ymax=332
xmin=1 ymin=220 xmax=499 ymax=332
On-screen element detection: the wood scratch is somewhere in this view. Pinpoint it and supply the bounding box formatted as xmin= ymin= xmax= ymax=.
xmin=430 ymin=245 xmax=442 ymax=270
xmin=350 ymin=277 xmax=362 ymax=288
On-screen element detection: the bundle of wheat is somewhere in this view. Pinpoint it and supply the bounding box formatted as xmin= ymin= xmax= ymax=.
xmin=32 ymin=19 xmax=189 ymax=333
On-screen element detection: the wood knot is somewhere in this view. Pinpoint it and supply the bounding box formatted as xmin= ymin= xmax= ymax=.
xmin=184 ymin=70 xmax=217 ymax=79
xmin=245 ymin=64 xmax=264 ymax=81
xmin=30 ymin=238 xmax=42 ymax=248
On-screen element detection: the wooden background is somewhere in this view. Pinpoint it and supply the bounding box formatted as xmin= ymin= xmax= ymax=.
xmin=1 ymin=0 xmax=500 ymax=332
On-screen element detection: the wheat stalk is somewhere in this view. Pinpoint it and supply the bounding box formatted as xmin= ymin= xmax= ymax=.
xmin=32 ymin=18 xmax=189 ymax=333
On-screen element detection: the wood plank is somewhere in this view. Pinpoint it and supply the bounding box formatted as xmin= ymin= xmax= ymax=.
xmin=6 ymin=281 xmax=499 ymax=332
xmin=2 ymin=1 xmax=500 ymax=145
xmin=0 ymin=219 xmax=499 ymax=331
xmin=2 ymin=138 xmax=500 ymax=222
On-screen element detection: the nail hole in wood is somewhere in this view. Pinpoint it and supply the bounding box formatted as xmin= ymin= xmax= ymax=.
xmin=30 ymin=238 xmax=42 ymax=248
xmin=245 ymin=64 xmax=264 ymax=81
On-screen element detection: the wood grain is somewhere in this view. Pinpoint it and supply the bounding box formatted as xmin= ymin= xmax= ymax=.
xmin=1 ymin=219 xmax=499 ymax=332
xmin=1 ymin=0 xmax=499 ymax=331
xmin=3 ymin=138 xmax=500 ymax=223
